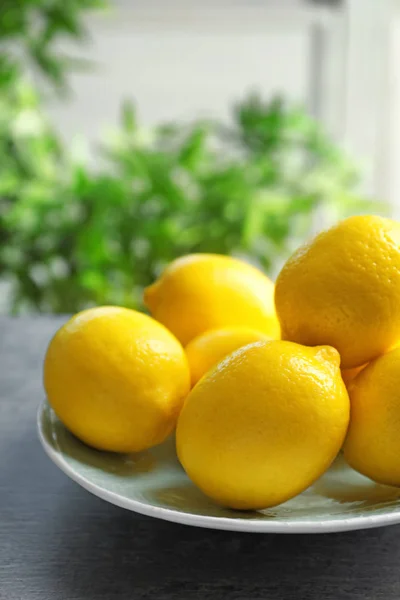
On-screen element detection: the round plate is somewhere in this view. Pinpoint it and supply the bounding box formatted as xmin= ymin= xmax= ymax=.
xmin=38 ymin=399 xmax=400 ymax=534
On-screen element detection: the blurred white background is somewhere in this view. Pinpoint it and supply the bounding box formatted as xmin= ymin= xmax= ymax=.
xmin=46 ymin=0 xmax=399 ymax=207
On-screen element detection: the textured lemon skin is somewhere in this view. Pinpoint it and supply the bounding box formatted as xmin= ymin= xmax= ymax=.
xmin=275 ymin=215 xmax=400 ymax=369
xmin=344 ymin=347 xmax=400 ymax=486
xmin=44 ymin=306 xmax=190 ymax=453
xmin=144 ymin=254 xmax=280 ymax=346
xmin=185 ymin=327 xmax=272 ymax=386
xmin=176 ymin=340 xmax=349 ymax=510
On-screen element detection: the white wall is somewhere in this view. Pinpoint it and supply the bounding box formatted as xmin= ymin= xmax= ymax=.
xmin=47 ymin=1 xmax=339 ymax=145
xmin=385 ymin=10 xmax=400 ymax=213
xmin=338 ymin=0 xmax=395 ymax=202
xmin=45 ymin=0 xmax=400 ymax=205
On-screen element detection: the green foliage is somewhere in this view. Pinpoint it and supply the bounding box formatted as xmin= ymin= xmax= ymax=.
xmin=0 ymin=0 xmax=379 ymax=314
xmin=0 ymin=79 xmax=376 ymax=314
xmin=1 ymin=0 xmax=103 ymax=91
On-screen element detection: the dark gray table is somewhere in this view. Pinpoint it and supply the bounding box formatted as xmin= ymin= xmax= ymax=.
xmin=1 ymin=316 xmax=400 ymax=600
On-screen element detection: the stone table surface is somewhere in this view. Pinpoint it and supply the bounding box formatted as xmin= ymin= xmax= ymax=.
xmin=1 ymin=316 xmax=400 ymax=600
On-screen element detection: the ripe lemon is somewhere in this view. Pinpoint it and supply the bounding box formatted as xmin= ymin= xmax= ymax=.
xmin=44 ymin=306 xmax=190 ymax=453
xmin=186 ymin=327 xmax=272 ymax=386
xmin=275 ymin=215 xmax=400 ymax=369
xmin=341 ymin=365 xmax=366 ymax=387
xmin=176 ymin=341 xmax=349 ymax=510
xmin=144 ymin=254 xmax=279 ymax=346
xmin=344 ymin=347 xmax=400 ymax=486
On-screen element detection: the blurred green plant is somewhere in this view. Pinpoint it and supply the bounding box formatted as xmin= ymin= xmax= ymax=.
xmin=1 ymin=85 xmax=376 ymax=314
xmin=0 ymin=0 xmax=378 ymax=314
xmin=1 ymin=0 xmax=103 ymax=90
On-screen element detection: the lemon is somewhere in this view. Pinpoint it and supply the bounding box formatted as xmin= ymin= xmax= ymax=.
xmin=44 ymin=306 xmax=190 ymax=453
xmin=275 ymin=216 xmax=400 ymax=369
xmin=176 ymin=340 xmax=349 ymax=510
xmin=144 ymin=254 xmax=279 ymax=346
xmin=186 ymin=327 xmax=272 ymax=386
xmin=341 ymin=365 xmax=366 ymax=387
xmin=344 ymin=347 xmax=400 ymax=486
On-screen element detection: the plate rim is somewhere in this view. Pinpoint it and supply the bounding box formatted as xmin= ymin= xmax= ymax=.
xmin=37 ymin=399 xmax=400 ymax=534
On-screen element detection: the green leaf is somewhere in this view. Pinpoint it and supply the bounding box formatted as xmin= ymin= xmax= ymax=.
xmin=178 ymin=125 xmax=209 ymax=170
xmin=120 ymin=100 xmax=137 ymax=133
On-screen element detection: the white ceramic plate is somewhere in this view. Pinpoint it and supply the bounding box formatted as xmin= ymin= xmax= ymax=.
xmin=38 ymin=399 xmax=400 ymax=534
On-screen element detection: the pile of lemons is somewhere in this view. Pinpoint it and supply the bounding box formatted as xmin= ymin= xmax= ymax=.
xmin=44 ymin=215 xmax=400 ymax=510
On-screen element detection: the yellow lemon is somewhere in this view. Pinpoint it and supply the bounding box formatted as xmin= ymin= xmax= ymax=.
xmin=44 ymin=306 xmax=190 ymax=453
xmin=341 ymin=365 xmax=366 ymax=387
xmin=144 ymin=254 xmax=279 ymax=346
xmin=186 ymin=327 xmax=272 ymax=386
xmin=275 ymin=215 xmax=400 ymax=369
xmin=176 ymin=340 xmax=349 ymax=510
xmin=344 ymin=347 xmax=400 ymax=486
